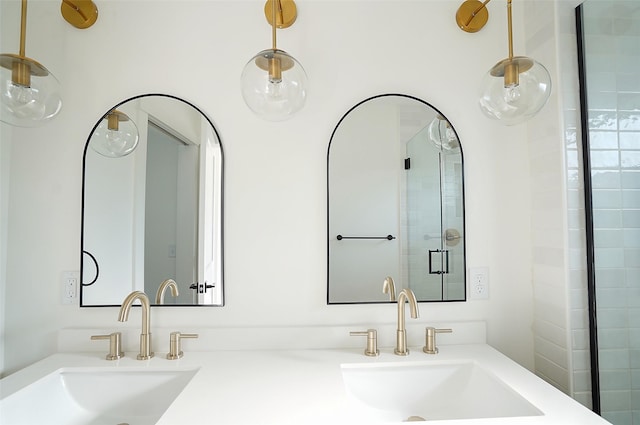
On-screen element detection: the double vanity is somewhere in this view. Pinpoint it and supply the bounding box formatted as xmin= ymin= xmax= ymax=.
xmin=0 ymin=322 xmax=611 ymax=425
xmin=0 ymin=93 xmax=611 ymax=424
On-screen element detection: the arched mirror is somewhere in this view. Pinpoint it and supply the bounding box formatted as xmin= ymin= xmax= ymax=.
xmin=327 ymin=94 xmax=465 ymax=304
xmin=81 ymin=94 xmax=224 ymax=306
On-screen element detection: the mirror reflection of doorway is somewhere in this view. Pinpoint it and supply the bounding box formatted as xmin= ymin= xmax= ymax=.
xmin=144 ymin=121 xmax=198 ymax=305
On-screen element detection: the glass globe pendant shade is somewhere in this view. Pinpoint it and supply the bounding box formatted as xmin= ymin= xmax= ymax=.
xmin=478 ymin=56 xmax=551 ymax=126
xmin=90 ymin=110 xmax=139 ymax=158
xmin=428 ymin=115 xmax=460 ymax=153
xmin=241 ymin=49 xmax=308 ymax=121
xmin=0 ymin=54 xmax=62 ymax=127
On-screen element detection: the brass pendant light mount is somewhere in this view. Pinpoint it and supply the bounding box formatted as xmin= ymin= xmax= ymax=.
xmin=264 ymin=0 xmax=297 ymax=29
xmin=61 ymin=0 xmax=98 ymax=29
xmin=254 ymin=1 xmax=298 ymax=76
xmin=456 ymin=0 xmax=490 ymax=33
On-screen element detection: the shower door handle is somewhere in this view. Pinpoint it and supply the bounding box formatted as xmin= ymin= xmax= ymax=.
xmin=428 ymin=249 xmax=449 ymax=275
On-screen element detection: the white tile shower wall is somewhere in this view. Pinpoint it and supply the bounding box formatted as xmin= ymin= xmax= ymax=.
xmin=582 ymin=0 xmax=640 ymax=422
xmin=525 ymin=0 xmax=573 ymax=396
xmin=523 ymin=0 xmax=593 ymax=408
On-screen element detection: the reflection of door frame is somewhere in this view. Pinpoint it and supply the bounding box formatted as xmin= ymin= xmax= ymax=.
xmin=197 ymin=120 xmax=223 ymax=305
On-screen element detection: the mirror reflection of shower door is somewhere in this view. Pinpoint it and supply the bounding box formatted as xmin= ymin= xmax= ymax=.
xmin=406 ymin=126 xmax=465 ymax=301
xmin=406 ymin=128 xmax=444 ymax=300
xmin=440 ymin=154 xmax=465 ymax=300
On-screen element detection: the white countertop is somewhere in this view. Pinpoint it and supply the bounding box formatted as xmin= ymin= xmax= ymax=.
xmin=0 ymin=344 xmax=611 ymax=425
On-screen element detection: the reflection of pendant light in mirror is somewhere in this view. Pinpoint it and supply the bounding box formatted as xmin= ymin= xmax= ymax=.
xmin=0 ymin=0 xmax=63 ymax=127
xmin=241 ymin=0 xmax=308 ymax=121
xmin=90 ymin=110 xmax=139 ymax=158
xmin=456 ymin=0 xmax=551 ymax=125
xmin=428 ymin=115 xmax=460 ymax=153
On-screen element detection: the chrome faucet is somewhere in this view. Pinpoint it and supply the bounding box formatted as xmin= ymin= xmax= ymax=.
xmin=155 ymin=279 xmax=179 ymax=304
xmin=394 ymin=288 xmax=419 ymax=356
xmin=382 ymin=276 xmax=397 ymax=301
xmin=118 ymin=291 xmax=153 ymax=360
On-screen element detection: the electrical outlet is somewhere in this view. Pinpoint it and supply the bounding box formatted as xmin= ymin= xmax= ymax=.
xmin=61 ymin=271 xmax=79 ymax=304
xmin=469 ymin=267 xmax=489 ymax=300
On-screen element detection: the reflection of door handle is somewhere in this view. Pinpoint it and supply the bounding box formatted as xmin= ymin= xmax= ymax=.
xmin=428 ymin=249 xmax=449 ymax=275
xmin=428 ymin=250 xmax=443 ymax=275
xmin=190 ymin=282 xmax=215 ymax=293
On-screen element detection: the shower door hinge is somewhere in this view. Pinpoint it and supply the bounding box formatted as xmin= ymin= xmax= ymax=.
xmin=404 ymin=158 xmax=411 ymax=170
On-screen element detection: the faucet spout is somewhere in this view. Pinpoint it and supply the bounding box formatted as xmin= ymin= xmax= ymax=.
xmin=118 ymin=291 xmax=153 ymax=360
xmin=382 ymin=276 xmax=397 ymax=301
xmin=155 ymin=279 xmax=179 ymax=304
xmin=394 ymin=288 xmax=419 ymax=356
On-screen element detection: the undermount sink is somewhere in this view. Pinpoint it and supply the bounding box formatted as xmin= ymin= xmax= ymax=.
xmin=0 ymin=367 xmax=198 ymax=425
xmin=340 ymin=360 xmax=543 ymax=422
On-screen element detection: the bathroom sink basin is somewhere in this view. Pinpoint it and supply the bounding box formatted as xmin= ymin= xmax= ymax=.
xmin=340 ymin=360 xmax=542 ymax=422
xmin=0 ymin=367 xmax=198 ymax=425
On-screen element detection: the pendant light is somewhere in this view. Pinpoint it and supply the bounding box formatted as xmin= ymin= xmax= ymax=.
xmin=0 ymin=0 xmax=63 ymax=127
xmin=90 ymin=110 xmax=139 ymax=158
xmin=456 ymin=0 xmax=551 ymax=125
xmin=241 ymin=0 xmax=308 ymax=121
xmin=427 ymin=115 xmax=460 ymax=153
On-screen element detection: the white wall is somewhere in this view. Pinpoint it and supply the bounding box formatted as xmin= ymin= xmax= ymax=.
xmin=1 ymin=0 xmax=538 ymax=376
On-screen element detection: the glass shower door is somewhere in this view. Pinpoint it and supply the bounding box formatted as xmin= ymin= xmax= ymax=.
xmin=404 ymin=119 xmax=465 ymax=301
xmin=405 ymin=126 xmax=445 ymax=300
xmin=579 ymin=1 xmax=640 ymax=423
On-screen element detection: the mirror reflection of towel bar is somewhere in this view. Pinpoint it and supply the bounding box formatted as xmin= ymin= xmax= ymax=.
xmin=336 ymin=235 xmax=395 ymax=241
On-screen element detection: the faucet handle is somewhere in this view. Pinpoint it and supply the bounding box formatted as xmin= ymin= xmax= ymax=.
xmin=422 ymin=327 xmax=453 ymax=354
xmin=91 ymin=332 xmax=124 ymax=360
xmin=167 ymin=331 xmax=199 ymax=360
xmin=350 ymin=329 xmax=379 ymax=357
